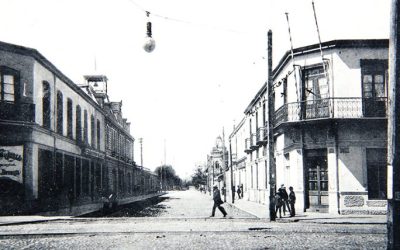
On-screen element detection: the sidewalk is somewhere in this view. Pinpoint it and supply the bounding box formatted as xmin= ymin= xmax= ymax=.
xmin=0 ymin=216 xmax=71 ymax=226
xmin=227 ymin=198 xmax=387 ymax=224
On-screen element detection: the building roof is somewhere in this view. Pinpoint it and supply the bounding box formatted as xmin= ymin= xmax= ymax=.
xmin=243 ymin=39 xmax=388 ymax=114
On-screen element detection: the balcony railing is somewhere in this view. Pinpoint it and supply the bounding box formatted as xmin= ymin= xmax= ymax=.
xmin=0 ymin=101 xmax=35 ymax=123
xmin=274 ymin=97 xmax=387 ymax=127
xmin=256 ymin=126 xmax=267 ymax=146
xmin=250 ymin=133 xmax=258 ymax=150
xmin=244 ymin=138 xmax=251 ymax=153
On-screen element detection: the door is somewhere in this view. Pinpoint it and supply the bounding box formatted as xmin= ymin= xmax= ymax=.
xmin=361 ymin=60 xmax=387 ymax=117
xmin=305 ymin=149 xmax=329 ymax=212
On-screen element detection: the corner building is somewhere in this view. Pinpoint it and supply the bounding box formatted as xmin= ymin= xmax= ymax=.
xmin=233 ymin=39 xmax=388 ymax=215
xmin=0 ymin=41 xmax=157 ymax=215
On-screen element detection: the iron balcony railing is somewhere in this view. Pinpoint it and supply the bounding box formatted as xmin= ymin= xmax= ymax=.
xmin=274 ymin=97 xmax=387 ymax=127
xmin=256 ymin=126 xmax=267 ymax=145
xmin=0 ymin=101 xmax=35 ymax=123
xmin=244 ymin=138 xmax=251 ymax=153
xmin=250 ymin=133 xmax=258 ymax=150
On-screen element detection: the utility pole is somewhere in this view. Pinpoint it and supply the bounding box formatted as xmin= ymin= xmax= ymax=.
xmin=222 ymin=128 xmax=227 ymax=202
xmin=267 ymin=29 xmax=276 ymax=221
xmin=388 ymin=0 xmax=400 ymax=248
xmin=229 ymin=138 xmax=234 ymax=204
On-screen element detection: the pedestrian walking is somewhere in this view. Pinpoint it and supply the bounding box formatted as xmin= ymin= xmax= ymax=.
xmin=289 ymin=186 xmax=296 ymax=217
xmin=210 ymin=184 xmax=227 ymax=217
xmin=237 ymin=185 xmax=241 ymax=199
xmin=278 ymin=184 xmax=291 ymax=216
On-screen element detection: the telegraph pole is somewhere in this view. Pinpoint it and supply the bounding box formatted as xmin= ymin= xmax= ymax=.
xmin=267 ymin=29 xmax=276 ymax=221
xmin=388 ymin=0 xmax=400 ymax=248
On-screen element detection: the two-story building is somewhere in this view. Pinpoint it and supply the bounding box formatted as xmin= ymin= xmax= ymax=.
xmin=0 ymin=41 xmax=158 ymax=215
xmin=228 ymin=39 xmax=388 ymax=215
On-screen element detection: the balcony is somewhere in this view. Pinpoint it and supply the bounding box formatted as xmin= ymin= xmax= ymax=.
xmin=250 ymin=133 xmax=258 ymax=150
xmin=244 ymin=138 xmax=252 ymax=153
xmin=256 ymin=126 xmax=267 ymax=146
xmin=274 ymin=97 xmax=387 ymax=127
xmin=0 ymin=101 xmax=35 ymax=123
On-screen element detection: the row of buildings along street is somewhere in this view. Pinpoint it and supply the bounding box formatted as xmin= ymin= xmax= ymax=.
xmin=206 ymin=39 xmax=388 ymax=216
xmin=0 ymin=41 xmax=160 ymax=215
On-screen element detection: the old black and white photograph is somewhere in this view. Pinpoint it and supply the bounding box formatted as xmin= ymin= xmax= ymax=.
xmin=0 ymin=0 xmax=399 ymax=249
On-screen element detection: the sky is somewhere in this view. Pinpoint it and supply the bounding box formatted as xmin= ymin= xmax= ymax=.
xmin=0 ymin=0 xmax=390 ymax=179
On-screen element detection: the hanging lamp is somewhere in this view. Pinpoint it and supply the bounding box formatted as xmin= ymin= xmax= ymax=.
xmin=143 ymin=11 xmax=156 ymax=53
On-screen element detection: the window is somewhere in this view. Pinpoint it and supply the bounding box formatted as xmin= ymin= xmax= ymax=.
xmin=42 ymin=81 xmax=51 ymax=129
xmin=367 ymin=148 xmax=387 ymax=200
xmin=303 ymin=65 xmax=329 ymax=101
xmin=0 ymin=67 xmax=18 ymax=102
xmin=97 ymin=120 xmax=101 ymax=150
xmin=361 ymin=60 xmax=387 ymax=99
xmin=76 ymin=105 xmax=82 ymax=141
xmin=361 ymin=60 xmax=388 ymax=117
xmin=83 ymin=110 xmax=88 ymax=144
xmin=91 ymin=115 xmax=95 ymax=147
xmin=56 ymin=91 xmax=63 ymax=134
xmin=67 ymin=99 xmax=73 ymax=138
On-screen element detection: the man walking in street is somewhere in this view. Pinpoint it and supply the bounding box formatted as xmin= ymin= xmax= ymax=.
xmin=210 ymin=184 xmax=227 ymax=217
xmin=289 ymin=186 xmax=296 ymax=217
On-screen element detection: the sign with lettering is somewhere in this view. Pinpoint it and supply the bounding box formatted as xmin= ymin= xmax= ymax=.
xmin=0 ymin=146 xmax=23 ymax=183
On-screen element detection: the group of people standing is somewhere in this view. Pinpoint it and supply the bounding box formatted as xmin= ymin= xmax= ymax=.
xmin=209 ymin=183 xmax=296 ymax=219
xmin=275 ymin=184 xmax=296 ymax=218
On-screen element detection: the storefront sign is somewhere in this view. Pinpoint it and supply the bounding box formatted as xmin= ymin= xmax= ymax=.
xmin=0 ymin=146 xmax=23 ymax=183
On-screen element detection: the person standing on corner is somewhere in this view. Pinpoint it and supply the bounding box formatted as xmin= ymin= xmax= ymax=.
xmin=289 ymin=186 xmax=296 ymax=217
xmin=210 ymin=184 xmax=227 ymax=218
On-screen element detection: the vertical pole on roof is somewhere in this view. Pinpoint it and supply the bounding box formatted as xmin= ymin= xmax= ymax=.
xmin=267 ymin=29 xmax=276 ymax=221
xmin=285 ymin=12 xmax=300 ymax=103
xmin=388 ymin=0 xmax=400 ymax=248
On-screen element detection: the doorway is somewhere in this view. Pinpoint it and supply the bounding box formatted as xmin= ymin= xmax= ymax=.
xmin=305 ymin=149 xmax=328 ymax=212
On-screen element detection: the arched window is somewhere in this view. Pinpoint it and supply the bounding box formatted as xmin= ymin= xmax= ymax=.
xmin=91 ymin=115 xmax=95 ymax=147
xmin=76 ymin=105 xmax=82 ymax=141
xmin=56 ymin=91 xmax=63 ymax=134
xmin=42 ymin=81 xmax=51 ymax=129
xmin=67 ymin=99 xmax=73 ymax=138
xmin=83 ymin=110 xmax=88 ymax=144
xmin=97 ymin=120 xmax=101 ymax=150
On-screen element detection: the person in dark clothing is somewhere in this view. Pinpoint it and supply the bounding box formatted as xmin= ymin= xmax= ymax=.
xmin=289 ymin=186 xmax=296 ymax=217
xmin=278 ymin=184 xmax=291 ymax=216
xmin=275 ymin=192 xmax=283 ymax=218
xmin=210 ymin=185 xmax=227 ymax=217
xmin=237 ymin=185 xmax=242 ymax=199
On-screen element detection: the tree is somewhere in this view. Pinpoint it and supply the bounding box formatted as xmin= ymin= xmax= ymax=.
xmin=154 ymin=165 xmax=182 ymax=190
xmin=190 ymin=166 xmax=207 ymax=189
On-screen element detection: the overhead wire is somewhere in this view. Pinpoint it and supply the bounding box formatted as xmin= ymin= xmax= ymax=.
xmin=126 ymin=0 xmax=250 ymax=34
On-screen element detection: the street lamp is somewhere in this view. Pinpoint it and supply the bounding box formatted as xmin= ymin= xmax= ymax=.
xmin=143 ymin=11 xmax=156 ymax=53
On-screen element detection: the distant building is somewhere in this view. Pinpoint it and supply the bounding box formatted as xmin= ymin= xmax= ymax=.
xmin=229 ymin=39 xmax=388 ymax=215
xmin=206 ymin=136 xmax=228 ymax=194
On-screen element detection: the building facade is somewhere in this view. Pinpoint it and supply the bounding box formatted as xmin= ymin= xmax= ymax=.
xmin=206 ymin=136 xmax=228 ymax=196
xmin=0 ymin=41 xmax=159 ymax=215
xmin=228 ymin=39 xmax=388 ymax=215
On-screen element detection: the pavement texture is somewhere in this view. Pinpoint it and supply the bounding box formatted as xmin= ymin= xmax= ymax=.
xmin=0 ymin=189 xmax=387 ymax=249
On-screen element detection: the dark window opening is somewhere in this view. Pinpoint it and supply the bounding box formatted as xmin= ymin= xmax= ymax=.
xmin=83 ymin=110 xmax=88 ymax=144
xmin=91 ymin=115 xmax=95 ymax=147
xmin=97 ymin=120 xmax=101 ymax=150
xmin=76 ymin=105 xmax=82 ymax=141
xmin=367 ymin=148 xmax=387 ymax=200
xmin=67 ymin=99 xmax=73 ymax=138
xmin=56 ymin=91 xmax=63 ymax=134
xmin=42 ymin=81 xmax=51 ymax=129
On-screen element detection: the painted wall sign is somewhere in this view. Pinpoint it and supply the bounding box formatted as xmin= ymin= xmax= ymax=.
xmin=0 ymin=146 xmax=23 ymax=183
